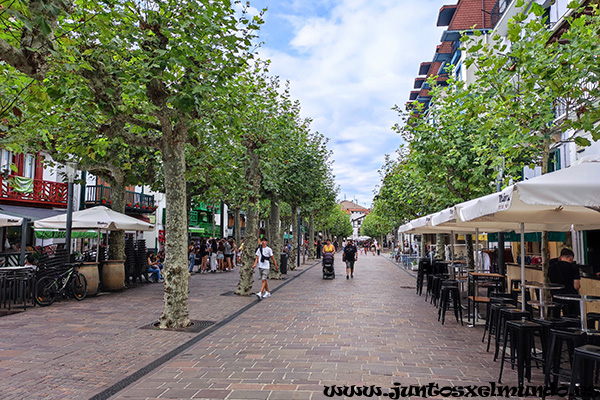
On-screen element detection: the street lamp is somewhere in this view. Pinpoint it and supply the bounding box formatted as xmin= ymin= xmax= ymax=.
xmin=65 ymin=162 xmax=77 ymax=258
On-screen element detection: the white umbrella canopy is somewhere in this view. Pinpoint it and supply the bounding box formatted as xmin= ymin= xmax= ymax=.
xmin=34 ymin=206 xmax=154 ymax=231
xmin=459 ymin=156 xmax=600 ymax=231
xmin=0 ymin=212 xmax=23 ymax=227
xmin=458 ymin=155 xmax=600 ymax=311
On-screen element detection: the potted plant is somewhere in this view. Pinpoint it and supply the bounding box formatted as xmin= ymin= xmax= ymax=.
xmin=101 ymin=197 xmax=107 ymax=204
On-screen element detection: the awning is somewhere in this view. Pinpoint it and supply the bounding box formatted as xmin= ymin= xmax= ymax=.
xmin=487 ymin=232 xmax=566 ymax=243
xmin=34 ymin=230 xmax=102 ymax=239
xmin=0 ymin=205 xmax=66 ymax=221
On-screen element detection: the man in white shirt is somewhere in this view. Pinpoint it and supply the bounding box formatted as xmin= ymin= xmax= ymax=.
xmin=252 ymin=237 xmax=278 ymax=300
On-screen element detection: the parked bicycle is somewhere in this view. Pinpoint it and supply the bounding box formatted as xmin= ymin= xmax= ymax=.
xmin=35 ymin=266 xmax=88 ymax=306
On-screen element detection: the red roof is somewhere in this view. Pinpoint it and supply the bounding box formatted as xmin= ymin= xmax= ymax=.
xmin=448 ymin=0 xmax=496 ymax=30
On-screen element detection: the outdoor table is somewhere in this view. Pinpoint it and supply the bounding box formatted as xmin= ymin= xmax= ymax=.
xmin=468 ymin=272 xmax=506 ymax=325
xmin=553 ymin=294 xmax=600 ymax=332
xmin=523 ymin=281 xmax=564 ymax=320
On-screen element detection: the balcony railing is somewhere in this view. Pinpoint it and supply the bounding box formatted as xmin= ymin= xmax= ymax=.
xmin=0 ymin=175 xmax=68 ymax=207
xmin=85 ymin=185 xmax=155 ymax=213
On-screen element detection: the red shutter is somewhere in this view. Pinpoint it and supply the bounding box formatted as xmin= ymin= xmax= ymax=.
xmin=34 ymin=153 xmax=43 ymax=180
xmin=14 ymin=153 xmax=23 ymax=176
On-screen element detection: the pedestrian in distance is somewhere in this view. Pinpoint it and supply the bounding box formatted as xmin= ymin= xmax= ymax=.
xmin=342 ymin=239 xmax=358 ymax=279
xmin=253 ymin=237 xmax=279 ymax=300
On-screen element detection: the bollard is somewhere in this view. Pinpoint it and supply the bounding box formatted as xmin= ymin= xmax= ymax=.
xmin=280 ymin=253 xmax=288 ymax=275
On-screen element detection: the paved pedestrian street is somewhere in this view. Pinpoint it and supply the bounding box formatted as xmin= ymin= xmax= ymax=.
xmin=1 ymin=254 xmax=550 ymax=400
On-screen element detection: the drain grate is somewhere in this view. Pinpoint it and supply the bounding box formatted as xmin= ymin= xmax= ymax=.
xmin=140 ymin=320 xmax=215 ymax=333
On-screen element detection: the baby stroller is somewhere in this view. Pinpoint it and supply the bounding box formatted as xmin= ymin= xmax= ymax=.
xmin=322 ymin=252 xmax=335 ymax=279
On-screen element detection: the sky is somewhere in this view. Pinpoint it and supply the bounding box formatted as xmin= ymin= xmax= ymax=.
xmin=248 ymin=0 xmax=448 ymax=208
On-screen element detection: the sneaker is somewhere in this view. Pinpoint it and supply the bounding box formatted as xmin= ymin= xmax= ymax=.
xmin=255 ymin=292 xmax=262 ymax=300
xmin=158 ymin=278 xmax=164 ymax=283
xmin=351 ymin=274 xmax=354 ymax=278
xmin=262 ymin=292 xmax=271 ymax=298
xmin=346 ymin=275 xmax=349 ymax=279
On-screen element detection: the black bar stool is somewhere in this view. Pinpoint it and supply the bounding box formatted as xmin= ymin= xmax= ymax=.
xmin=481 ymin=298 xmax=516 ymax=351
xmin=438 ymin=280 xmax=463 ymax=326
xmin=499 ymin=319 xmax=545 ymax=387
xmin=416 ymin=258 xmax=431 ymax=296
xmin=568 ymin=344 xmax=600 ymax=400
xmin=544 ymin=328 xmax=587 ymax=394
xmin=494 ymin=308 xmax=531 ymax=361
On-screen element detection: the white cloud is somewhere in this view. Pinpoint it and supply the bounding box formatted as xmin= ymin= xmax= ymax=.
xmin=255 ymin=0 xmax=446 ymax=206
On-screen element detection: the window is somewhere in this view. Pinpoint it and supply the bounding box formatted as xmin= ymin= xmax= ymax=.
xmin=23 ymin=154 xmax=34 ymax=178
xmin=549 ymin=148 xmax=561 ymax=172
xmin=1 ymin=150 xmax=12 ymax=174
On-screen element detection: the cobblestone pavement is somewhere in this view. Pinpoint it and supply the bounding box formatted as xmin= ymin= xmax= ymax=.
xmin=1 ymin=254 xmax=550 ymax=400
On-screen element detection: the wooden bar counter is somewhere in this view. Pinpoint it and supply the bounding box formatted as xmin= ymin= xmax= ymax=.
xmin=507 ymin=263 xmax=600 ymax=313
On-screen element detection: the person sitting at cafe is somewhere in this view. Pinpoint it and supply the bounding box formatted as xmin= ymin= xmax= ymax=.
xmin=23 ymin=254 xmax=37 ymax=271
xmin=548 ymin=248 xmax=580 ymax=316
xmin=147 ymin=252 xmax=163 ymax=283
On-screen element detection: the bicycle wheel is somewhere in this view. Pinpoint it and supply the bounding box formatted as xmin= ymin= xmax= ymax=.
xmin=70 ymin=272 xmax=87 ymax=301
xmin=35 ymin=276 xmax=58 ymax=306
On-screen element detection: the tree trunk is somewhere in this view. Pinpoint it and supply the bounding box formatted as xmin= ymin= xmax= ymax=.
xmin=236 ymin=150 xmax=261 ymax=295
xmin=280 ymin=216 xmax=287 ymax=250
xmin=465 ymin=234 xmax=474 ymax=269
xmin=185 ymin=183 xmax=193 ymax=229
xmin=436 ymin=234 xmax=444 ymax=260
xmin=289 ymin=205 xmax=298 ymax=271
xmin=308 ymin=214 xmax=315 ymax=260
xmin=158 ymin=133 xmax=191 ymax=329
xmin=107 ymin=175 xmax=126 ymax=261
xmin=234 ymin=207 xmax=241 ymax=245
xmin=268 ymin=194 xmax=282 ymax=280
xmin=420 ymin=235 xmax=426 ymax=258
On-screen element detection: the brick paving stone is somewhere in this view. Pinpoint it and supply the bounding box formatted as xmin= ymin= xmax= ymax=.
xmin=0 ymin=253 xmax=555 ymax=399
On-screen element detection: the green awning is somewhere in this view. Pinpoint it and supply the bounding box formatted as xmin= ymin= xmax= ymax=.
xmin=189 ymin=227 xmax=206 ymax=234
xmin=34 ymin=230 xmax=101 ymax=239
xmin=487 ymin=231 xmax=566 ymax=243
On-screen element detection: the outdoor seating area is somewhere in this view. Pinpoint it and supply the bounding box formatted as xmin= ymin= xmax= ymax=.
xmin=399 ymin=156 xmax=600 ymax=395
xmin=413 ymin=257 xmax=600 ymax=395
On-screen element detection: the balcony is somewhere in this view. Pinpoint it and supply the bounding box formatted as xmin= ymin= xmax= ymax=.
xmin=0 ymin=174 xmax=67 ymax=208
xmin=85 ymin=185 xmax=156 ymax=213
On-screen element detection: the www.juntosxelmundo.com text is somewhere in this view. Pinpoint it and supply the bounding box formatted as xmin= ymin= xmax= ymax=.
xmin=322 ymin=382 xmax=583 ymax=398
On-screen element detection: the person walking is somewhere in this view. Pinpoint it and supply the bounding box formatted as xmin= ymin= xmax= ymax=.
xmin=252 ymin=237 xmax=278 ymax=300
xmin=188 ymin=242 xmax=196 ymax=273
xmin=323 ymin=239 xmax=335 ymax=256
xmin=343 ymin=239 xmax=358 ymax=279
